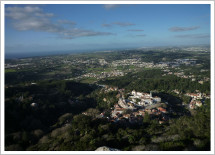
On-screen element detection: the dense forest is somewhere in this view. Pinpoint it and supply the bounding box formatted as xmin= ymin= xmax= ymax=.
xmin=5 ymin=73 xmax=210 ymax=151
xmin=99 ymin=69 xmax=210 ymax=94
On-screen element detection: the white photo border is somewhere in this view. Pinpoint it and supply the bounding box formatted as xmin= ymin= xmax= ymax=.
xmin=1 ymin=1 xmax=214 ymax=154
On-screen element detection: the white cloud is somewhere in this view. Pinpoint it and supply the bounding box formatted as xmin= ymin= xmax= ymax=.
xmin=104 ymin=4 xmax=120 ymax=10
xmin=6 ymin=6 xmax=61 ymax=32
xmin=6 ymin=6 xmax=114 ymax=39
xmin=6 ymin=6 xmax=53 ymax=20
xmin=102 ymin=24 xmax=112 ymax=27
xmin=136 ymin=34 xmax=146 ymax=37
xmin=112 ymin=22 xmax=135 ymax=27
xmin=102 ymin=22 xmax=136 ymax=27
xmin=175 ymin=34 xmax=210 ymax=38
xmin=57 ymin=20 xmax=76 ymax=26
xmin=169 ymin=26 xmax=200 ymax=32
xmin=61 ymin=28 xmax=114 ymax=39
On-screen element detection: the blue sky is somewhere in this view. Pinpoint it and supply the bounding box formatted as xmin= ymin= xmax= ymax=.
xmin=5 ymin=4 xmax=210 ymax=54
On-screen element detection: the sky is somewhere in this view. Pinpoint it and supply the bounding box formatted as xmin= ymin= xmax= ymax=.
xmin=5 ymin=4 xmax=211 ymax=54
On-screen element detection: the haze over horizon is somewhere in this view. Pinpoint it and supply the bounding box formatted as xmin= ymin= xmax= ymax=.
xmin=5 ymin=4 xmax=210 ymax=55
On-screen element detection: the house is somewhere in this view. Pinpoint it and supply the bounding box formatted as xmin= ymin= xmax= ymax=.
xmin=114 ymin=104 xmax=120 ymax=108
xmin=205 ymin=95 xmax=210 ymax=99
xmin=157 ymin=107 xmax=167 ymax=113
xmin=145 ymin=109 xmax=153 ymax=114
xmin=159 ymin=121 xmax=165 ymax=124
xmin=116 ymin=94 xmax=121 ymax=98
xmin=118 ymin=98 xmax=129 ymax=108
xmin=115 ymin=108 xmax=125 ymax=114
xmin=131 ymin=90 xmax=137 ymax=96
xmin=123 ymin=114 xmax=130 ymax=119
xmin=189 ymin=99 xmax=202 ymax=109
xmin=133 ymin=112 xmax=140 ymax=117
xmin=189 ymin=102 xmax=195 ymax=109
xmin=173 ymin=89 xmax=180 ymax=94
xmin=139 ymin=110 xmax=145 ymax=116
xmin=110 ymin=87 xmax=118 ymax=91
xmin=100 ymin=113 xmax=104 ymax=117
xmin=186 ymin=93 xmax=202 ymax=99
xmin=151 ymin=108 xmax=158 ymax=113
xmin=196 ymin=100 xmax=202 ymax=107
xmin=127 ymin=102 xmax=134 ymax=106
xmin=198 ymin=81 xmax=204 ymax=84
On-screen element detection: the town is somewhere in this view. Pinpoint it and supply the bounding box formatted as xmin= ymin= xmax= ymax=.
xmin=5 ymin=47 xmax=211 ymax=151
xmin=109 ymin=90 xmax=168 ymax=125
xmin=80 ymin=83 xmax=210 ymax=125
xmin=5 ymin=48 xmax=210 ymax=87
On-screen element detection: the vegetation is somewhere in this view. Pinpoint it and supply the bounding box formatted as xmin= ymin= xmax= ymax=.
xmin=4 ymin=49 xmax=211 ymax=151
xmin=99 ymin=69 xmax=210 ymax=94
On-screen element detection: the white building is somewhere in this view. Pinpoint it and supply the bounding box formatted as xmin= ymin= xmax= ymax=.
xmin=31 ymin=102 xmax=37 ymax=107
xmin=153 ymin=96 xmax=161 ymax=103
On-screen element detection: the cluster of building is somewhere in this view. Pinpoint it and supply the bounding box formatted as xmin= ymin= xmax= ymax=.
xmin=162 ymin=69 xmax=209 ymax=84
xmin=5 ymin=63 xmax=32 ymax=69
xmin=185 ymin=92 xmax=210 ymax=109
xmin=156 ymin=59 xmax=196 ymax=69
xmin=129 ymin=90 xmax=161 ymax=106
xmin=182 ymin=46 xmax=210 ymax=52
xmin=111 ymin=59 xmax=154 ymax=68
xmin=163 ymin=71 xmax=195 ymax=79
xmin=175 ymin=59 xmax=197 ymax=65
xmin=110 ymin=91 xmax=168 ymax=124
xmin=111 ymin=58 xmax=196 ymax=69
xmin=189 ymin=100 xmax=202 ymax=109
xmin=100 ymin=85 xmax=119 ymax=93
xmin=98 ymin=59 xmax=108 ymax=66
xmin=82 ymin=70 xmax=125 ymax=79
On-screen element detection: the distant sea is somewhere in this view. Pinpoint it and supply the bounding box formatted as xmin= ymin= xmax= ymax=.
xmin=5 ymin=50 xmax=92 ymax=59
xmin=5 ymin=47 xmax=127 ymax=59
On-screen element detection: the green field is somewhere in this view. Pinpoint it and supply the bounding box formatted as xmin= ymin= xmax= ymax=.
xmin=5 ymin=69 xmax=16 ymax=73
